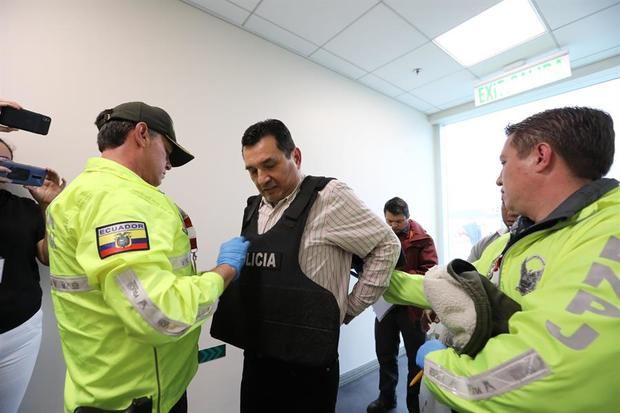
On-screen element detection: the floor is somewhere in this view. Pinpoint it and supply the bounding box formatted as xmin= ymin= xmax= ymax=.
xmin=336 ymin=355 xmax=410 ymax=413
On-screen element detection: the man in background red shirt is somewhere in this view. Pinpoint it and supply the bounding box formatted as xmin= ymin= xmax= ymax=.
xmin=367 ymin=197 xmax=438 ymax=413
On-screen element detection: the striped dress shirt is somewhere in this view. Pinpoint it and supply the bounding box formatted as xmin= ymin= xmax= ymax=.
xmin=257 ymin=178 xmax=400 ymax=321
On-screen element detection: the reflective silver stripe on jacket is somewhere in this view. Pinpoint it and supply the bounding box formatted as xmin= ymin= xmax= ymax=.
xmin=116 ymin=270 xmax=191 ymax=336
xmin=50 ymin=275 xmax=92 ymax=292
xmin=168 ymin=253 xmax=192 ymax=271
xmin=425 ymin=349 xmax=550 ymax=400
xmin=197 ymin=300 xmax=218 ymax=321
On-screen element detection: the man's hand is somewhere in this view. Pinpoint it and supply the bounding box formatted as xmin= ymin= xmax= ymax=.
xmin=415 ymin=339 xmax=446 ymax=369
xmin=216 ymin=236 xmax=249 ymax=279
xmin=0 ymin=99 xmax=22 ymax=132
xmin=421 ymin=309 xmax=439 ymax=333
xmin=27 ymin=168 xmax=65 ymax=207
xmin=0 ymin=164 xmax=11 ymax=183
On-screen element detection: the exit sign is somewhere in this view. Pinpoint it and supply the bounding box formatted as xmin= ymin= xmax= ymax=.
xmin=474 ymin=52 xmax=571 ymax=106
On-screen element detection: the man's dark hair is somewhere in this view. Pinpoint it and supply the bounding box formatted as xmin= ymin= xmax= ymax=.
xmin=505 ymin=107 xmax=615 ymax=180
xmin=0 ymin=137 xmax=14 ymax=159
xmin=241 ymin=119 xmax=295 ymax=158
xmin=384 ymin=197 xmax=410 ymax=218
xmin=95 ymin=112 xmax=136 ymax=152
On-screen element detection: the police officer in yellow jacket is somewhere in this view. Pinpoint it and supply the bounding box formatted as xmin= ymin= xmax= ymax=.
xmin=47 ymin=102 xmax=249 ymax=413
xmin=384 ymin=107 xmax=619 ymax=412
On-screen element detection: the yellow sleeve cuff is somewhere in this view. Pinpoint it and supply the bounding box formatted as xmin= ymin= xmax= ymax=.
xmin=383 ymin=270 xmax=431 ymax=308
xmin=201 ymin=271 xmax=225 ymax=298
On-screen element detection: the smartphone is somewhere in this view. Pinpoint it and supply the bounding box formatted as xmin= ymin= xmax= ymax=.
xmin=0 ymin=106 xmax=52 ymax=135
xmin=0 ymin=160 xmax=47 ymax=186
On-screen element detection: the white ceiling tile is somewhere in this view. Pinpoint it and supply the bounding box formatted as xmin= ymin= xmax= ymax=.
xmin=534 ymin=0 xmax=620 ymax=30
xmin=384 ymin=0 xmax=501 ymax=38
xmin=553 ymin=4 xmax=620 ymax=62
xmin=373 ymin=42 xmax=463 ymax=91
xmin=395 ymin=93 xmax=439 ymax=113
xmin=229 ymin=0 xmax=261 ymax=11
xmin=323 ymin=3 xmax=427 ymax=71
xmin=183 ymin=0 xmax=250 ymax=25
xmin=308 ymin=49 xmax=367 ymax=79
xmin=254 ymin=0 xmax=378 ymax=45
xmin=410 ymin=70 xmax=478 ymax=107
xmin=571 ymin=45 xmax=620 ymax=68
xmin=358 ymin=73 xmax=406 ymax=97
xmin=469 ymin=33 xmax=558 ymax=78
xmin=244 ymin=14 xmax=318 ymax=56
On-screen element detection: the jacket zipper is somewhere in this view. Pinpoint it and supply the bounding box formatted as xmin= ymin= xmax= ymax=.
xmin=153 ymin=348 xmax=161 ymax=413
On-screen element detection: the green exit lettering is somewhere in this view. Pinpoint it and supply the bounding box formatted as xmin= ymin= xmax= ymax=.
xmin=475 ymin=53 xmax=571 ymax=106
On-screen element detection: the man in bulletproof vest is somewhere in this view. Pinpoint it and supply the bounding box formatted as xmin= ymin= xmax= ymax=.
xmin=211 ymin=119 xmax=400 ymax=413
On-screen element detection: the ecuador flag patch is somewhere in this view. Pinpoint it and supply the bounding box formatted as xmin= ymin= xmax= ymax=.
xmin=96 ymin=221 xmax=150 ymax=259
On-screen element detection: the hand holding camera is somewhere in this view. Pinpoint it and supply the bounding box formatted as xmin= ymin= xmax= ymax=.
xmin=0 ymin=99 xmax=60 ymax=189
xmin=0 ymin=99 xmax=51 ymax=135
xmin=0 ymin=100 xmax=22 ymax=132
xmin=26 ymin=168 xmax=66 ymax=206
xmin=0 ymin=159 xmax=48 ymax=187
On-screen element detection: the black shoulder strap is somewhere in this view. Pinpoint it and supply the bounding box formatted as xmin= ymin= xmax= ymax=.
xmin=282 ymin=176 xmax=334 ymax=222
xmin=241 ymin=195 xmax=262 ymax=232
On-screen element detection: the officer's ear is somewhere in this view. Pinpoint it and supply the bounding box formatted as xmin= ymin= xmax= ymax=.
xmin=532 ymin=142 xmax=553 ymax=173
xmin=133 ymin=122 xmax=150 ymax=149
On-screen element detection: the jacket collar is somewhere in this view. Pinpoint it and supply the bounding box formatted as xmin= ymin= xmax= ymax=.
xmin=400 ymin=218 xmax=431 ymax=242
xmin=85 ymin=157 xmax=153 ymax=188
xmin=511 ymin=178 xmax=618 ymax=246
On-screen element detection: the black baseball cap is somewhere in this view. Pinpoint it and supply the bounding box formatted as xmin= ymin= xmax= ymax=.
xmin=95 ymin=101 xmax=194 ymax=167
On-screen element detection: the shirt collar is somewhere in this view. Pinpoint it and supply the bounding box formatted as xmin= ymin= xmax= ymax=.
xmin=259 ymin=174 xmax=305 ymax=210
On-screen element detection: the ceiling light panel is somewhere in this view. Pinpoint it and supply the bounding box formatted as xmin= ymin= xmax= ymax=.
xmin=433 ymin=0 xmax=546 ymax=67
xmin=385 ymin=0 xmax=501 ymax=39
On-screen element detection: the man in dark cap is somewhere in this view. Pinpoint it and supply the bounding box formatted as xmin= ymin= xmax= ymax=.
xmin=47 ymin=102 xmax=249 ymax=413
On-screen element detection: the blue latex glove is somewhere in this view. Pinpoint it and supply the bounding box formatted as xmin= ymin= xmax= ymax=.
xmin=416 ymin=339 xmax=447 ymax=369
xmin=216 ymin=236 xmax=249 ymax=278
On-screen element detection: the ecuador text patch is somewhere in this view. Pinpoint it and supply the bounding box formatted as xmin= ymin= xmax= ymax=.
xmin=96 ymin=221 xmax=150 ymax=259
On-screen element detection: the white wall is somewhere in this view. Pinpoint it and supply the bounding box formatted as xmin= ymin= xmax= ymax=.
xmin=1 ymin=1 xmax=436 ymax=412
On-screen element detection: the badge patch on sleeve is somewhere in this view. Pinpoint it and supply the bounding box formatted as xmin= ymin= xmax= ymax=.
xmin=96 ymin=221 xmax=150 ymax=259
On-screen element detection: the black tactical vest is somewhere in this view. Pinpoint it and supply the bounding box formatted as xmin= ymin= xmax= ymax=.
xmin=210 ymin=176 xmax=341 ymax=366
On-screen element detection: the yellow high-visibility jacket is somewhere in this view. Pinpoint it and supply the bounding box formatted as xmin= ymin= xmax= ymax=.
xmin=385 ymin=179 xmax=620 ymax=412
xmin=48 ymin=158 xmax=223 ymax=413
